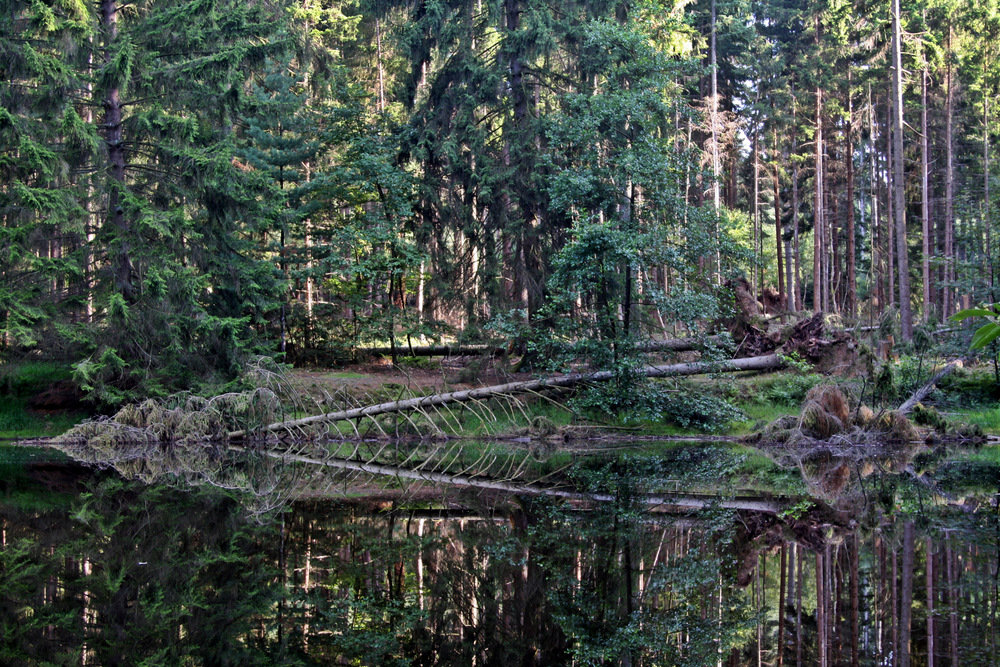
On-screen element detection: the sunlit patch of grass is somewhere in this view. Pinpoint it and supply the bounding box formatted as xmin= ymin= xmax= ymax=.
xmin=944 ymin=407 xmax=1000 ymax=435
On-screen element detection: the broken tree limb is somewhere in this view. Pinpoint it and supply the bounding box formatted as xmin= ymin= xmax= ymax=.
xmin=898 ymin=359 xmax=964 ymax=415
xmin=257 ymin=449 xmax=787 ymax=514
xmin=229 ymin=353 xmax=784 ymax=438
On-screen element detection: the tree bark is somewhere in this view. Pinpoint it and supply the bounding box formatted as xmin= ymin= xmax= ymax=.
xmin=892 ymin=0 xmax=913 ymax=341
xmin=846 ymin=73 xmax=857 ymax=318
xmin=814 ymin=17 xmax=824 ymax=313
xmin=100 ymin=0 xmax=133 ymax=302
xmin=922 ymin=23 xmax=932 ymax=322
xmin=944 ymin=23 xmax=955 ymax=319
xmin=774 ymin=132 xmax=785 ymax=310
xmin=778 ymin=543 xmax=787 ymax=667
xmin=900 ymin=521 xmax=915 ymax=667
xmin=928 ymin=537 xmax=935 ymax=667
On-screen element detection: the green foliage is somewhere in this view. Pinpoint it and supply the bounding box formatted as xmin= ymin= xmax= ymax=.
xmin=951 ymin=304 xmax=1000 ymax=349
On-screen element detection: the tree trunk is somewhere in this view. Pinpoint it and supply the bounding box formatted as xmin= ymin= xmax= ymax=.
xmin=946 ymin=539 xmax=959 ymax=665
xmin=100 ymin=0 xmax=133 ymax=302
xmin=851 ymin=531 xmax=860 ymax=667
xmin=846 ymin=74 xmax=857 ymax=318
xmin=928 ymin=537 xmax=935 ymax=667
xmin=230 ymin=354 xmax=786 ymax=437
xmin=817 ymin=550 xmax=827 ymax=667
xmin=900 ymin=521 xmax=915 ymax=666
xmin=774 ymin=132 xmax=785 ymax=310
xmin=922 ymin=25 xmax=932 ymax=322
xmin=814 ymin=79 xmax=824 ymax=314
xmin=778 ymin=543 xmax=787 ymax=667
xmin=891 ymin=0 xmax=913 ymax=341
xmin=710 ymin=0 xmax=722 ymax=283
xmin=944 ymin=23 xmax=955 ymax=318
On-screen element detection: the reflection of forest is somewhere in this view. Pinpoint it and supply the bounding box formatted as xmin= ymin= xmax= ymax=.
xmin=0 ymin=474 xmax=996 ymax=665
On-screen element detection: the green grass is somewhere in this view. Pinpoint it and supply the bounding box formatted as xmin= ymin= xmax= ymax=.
xmin=0 ymin=398 xmax=86 ymax=439
xmin=944 ymin=407 xmax=1000 ymax=435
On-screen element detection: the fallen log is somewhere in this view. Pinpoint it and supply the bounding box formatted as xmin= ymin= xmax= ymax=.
xmin=897 ymin=359 xmax=964 ymax=415
xmin=354 ymin=336 xmax=725 ymax=358
xmin=229 ymin=353 xmax=784 ymax=438
xmin=358 ymin=344 xmax=503 ymax=357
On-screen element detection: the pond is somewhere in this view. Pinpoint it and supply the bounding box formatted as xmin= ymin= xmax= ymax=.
xmin=0 ymin=439 xmax=997 ymax=665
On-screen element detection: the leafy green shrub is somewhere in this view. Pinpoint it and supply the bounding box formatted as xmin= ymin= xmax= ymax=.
xmin=573 ymin=376 xmax=744 ymax=432
xmin=753 ymin=373 xmax=825 ymax=406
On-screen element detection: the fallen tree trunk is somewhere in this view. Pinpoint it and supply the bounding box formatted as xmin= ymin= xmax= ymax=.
xmin=230 ymin=354 xmax=784 ymax=438
xmin=359 ymin=344 xmax=503 ymax=357
xmin=898 ymin=359 xmax=964 ymax=415
xmin=258 ymin=449 xmax=787 ymax=514
xmin=355 ymin=336 xmax=725 ymax=358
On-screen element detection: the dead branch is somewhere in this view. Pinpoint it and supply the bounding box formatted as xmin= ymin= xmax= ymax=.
xmin=898 ymin=359 xmax=964 ymax=415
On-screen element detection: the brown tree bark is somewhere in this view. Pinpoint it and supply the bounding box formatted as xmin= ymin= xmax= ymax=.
xmin=778 ymin=543 xmax=787 ymax=667
xmin=927 ymin=537 xmax=935 ymax=667
xmin=846 ymin=73 xmax=857 ymax=318
xmin=100 ymin=0 xmax=133 ymax=302
xmin=851 ymin=532 xmax=860 ymax=667
xmin=944 ymin=23 xmax=956 ymax=318
xmin=891 ymin=0 xmax=913 ymax=340
xmin=900 ymin=521 xmax=916 ymax=666
xmin=922 ymin=19 xmax=932 ymax=322
xmin=774 ymin=132 xmax=785 ymax=310
xmin=814 ymin=16 xmax=824 ymax=313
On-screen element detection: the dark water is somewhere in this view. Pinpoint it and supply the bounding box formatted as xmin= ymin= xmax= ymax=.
xmin=1 ymin=442 xmax=998 ymax=666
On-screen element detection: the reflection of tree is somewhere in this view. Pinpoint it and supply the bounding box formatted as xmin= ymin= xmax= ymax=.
xmin=3 ymin=470 xmax=999 ymax=665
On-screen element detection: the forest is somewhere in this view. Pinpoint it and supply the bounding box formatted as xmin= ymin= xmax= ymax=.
xmin=5 ymin=0 xmax=1000 ymax=665
xmin=4 ymin=0 xmax=999 ymax=401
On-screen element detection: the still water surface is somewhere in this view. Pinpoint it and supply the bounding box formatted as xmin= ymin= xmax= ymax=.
xmin=1 ymin=441 xmax=997 ymax=665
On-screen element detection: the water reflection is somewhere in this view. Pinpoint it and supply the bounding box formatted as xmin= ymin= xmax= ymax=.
xmin=1 ymin=445 xmax=998 ymax=665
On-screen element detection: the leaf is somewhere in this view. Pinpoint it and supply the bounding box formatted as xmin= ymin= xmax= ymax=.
xmin=970 ymin=322 xmax=1000 ymax=350
xmin=949 ymin=307 xmax=997 ymax=322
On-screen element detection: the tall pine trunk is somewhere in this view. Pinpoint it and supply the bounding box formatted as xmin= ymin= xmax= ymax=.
xmin=100 ymin=0 xmax=133 ymax=301
xmin=891 ymin=0 xmax=913 ymax=341
xmin=944 ymin=23 xmax=955 ymax=318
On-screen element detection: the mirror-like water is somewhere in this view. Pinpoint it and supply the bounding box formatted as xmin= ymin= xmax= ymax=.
xmin=1 ymin=441 xmax=997 ymax=666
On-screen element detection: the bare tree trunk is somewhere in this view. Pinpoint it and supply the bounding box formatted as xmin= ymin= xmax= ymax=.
xmin=814 ymin=36 xmax=824 ymax=314
xmin=928 ymin=537 xmax=935 ymax=667
xmin=900 ymin=521 xmax=915 ymax=666
xmin=944 ymin=24 xmax=955 ymax=318
xmin=231 ymin=354 xmax=786 ymax=437
xmin=100 ymin=0 xmax=133 ymax=302
xmin=774 ymin=131 xmax=785 ymax=310
xmin=817 ymin=550 xmax=827 ymax=667
xmin=985 ymin=69 xmax=993 ymax=292
xmin=778 ymin=543 xmax=787 ymax=667
xmin=946 ymin=539 xmax=959 ymax=665
xmin=846 ymin=73 xmax=857 ymax=318
xmin=851 ymin=531 xmax=860 ymax=667
xmin=710 ymin=0 xmax=722 ymax=283
xmin=922 ymin=22 xmax=933 ymax=321
xmin=891 ymin=0 xmax=913 ymax=341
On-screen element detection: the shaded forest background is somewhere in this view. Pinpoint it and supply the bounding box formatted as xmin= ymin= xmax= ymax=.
xmin=4 ymin=0 xmax=999 ymax=403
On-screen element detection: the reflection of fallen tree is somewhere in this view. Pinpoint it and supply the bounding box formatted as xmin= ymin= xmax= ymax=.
xmin=253 ymin=448 xmax=787 ymax=514
xmin=231 ymin=354 xmax=785 ymax=438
